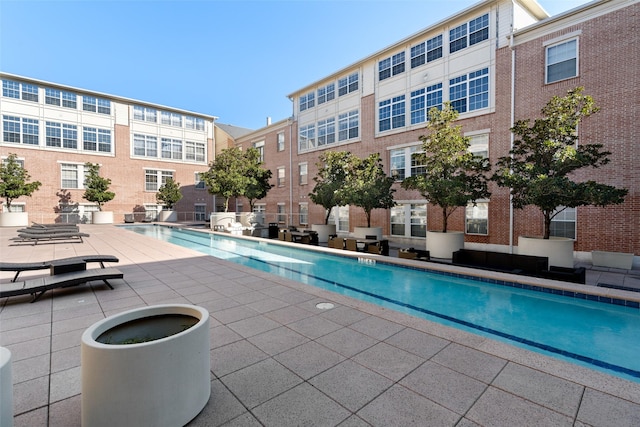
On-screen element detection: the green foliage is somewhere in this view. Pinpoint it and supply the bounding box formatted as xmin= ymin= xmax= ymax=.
xmin=308 ymin=151 xmax=351 ymax=224
xmin=156 ymin=178 xmax=183 ymax=209
xmin=339 ymin=153 xmax=396 ymax=227
xmin=0 ymin=153 xmax=42 ymax=209
xmin=201 ymin=147 xmax=272 ymax=212
xmin=492 ymin=87 xmax=627 ymax=239
xmin=82 ymin=162 xmax=115 ymax=211
xmin=402 ymin=103 xmax=490 ymax=232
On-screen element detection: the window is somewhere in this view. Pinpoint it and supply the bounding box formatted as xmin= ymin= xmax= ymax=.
xmin=410 ymin=146 xmax=426 ymax=176
xmin=45 ymin=122 xmax=77 ymax=149
xmin=299 ymin=203 xmax=308 ymax=225
xmin=195 ymin=172 xmax=206 ymax=189
xmin=300 ymin=92 xmax=315 ymax=112
xmin=410 ymin=43 xmax=425 ymax=68
xmin=546 ymin=39 xmax=577 ymax=84
xmin=328 ymin=206 xmax=349 ymax=233
xmin=21 ymin=83 xmax=38 ymax=102
xmin=61 ymin=163 xmax=90 ymax=189
xmin=468 ymin=134 xmax=489 ymax=158
xmin=410 ymin=84 xmax=444 ymax=125
xmin=185 ymin=116 xmax=205 ymax=130
xmin=426 ymin=83 xmax=443 ymax=112
xmin=338 ymin=72 xmax=358 ymax=96
xmin=45 ymin=88 xmax=77 ymax=109
xmin=379 ymin=95 xmax=405 ymax=131
xmin=391 ymin=203 xmax=426 ymax=237
xmin=46 ymin=122 xmax=61 ymax=147
xmin=317 ymin=118 xmax=335 ymax=146
xmin=2 ymin=80 xmax=20 ymax=98
xmin=277 ymin=167 xmax=285 ymax=187
xmin=83 ymin=127 xmax=111 ymax=152
xmin=134 ymin=106 xmax=157 ymax=122
xmin=161 ymin=138 xmax=183 ymax=160
xmin=426 ymin=35 xmax=443 ymax=62
xmin=277 ymin=132 xmax=285 ymax=151
xmin=550 ymin=207 xmax=576 ymax=239
xmin=2 ymin=115 xmax=20 ymax=143
xmin=298 ymin=124 xmax=315 ymax=151
xmin=145 ymin=170 xmax=173 ymax=191
xmin=277 ymin=203 xmax=286 ymax=223
xmin=195 ymin=204 xmax=207 ymax=221
xmin=466 ymin=201 xmax=488 ymax=235
xmin=83 ymin=96 xmax=110 ymax=114
xmin=185 ymin=141 xmax=205 ymax=162
xmin=133 ymin=134 xmax=158 ymax=157
xmin=450 ymin=14 xmax=489 ymax=54
xmin=338 ymin=110 xmax=358 ymax=141
xmin=2 ymin=156 xmax=24 ymax=168
xmin=379 ymin=52 xmax=405 ymax=81
xmin=390 ymin=145 xmax=426 ymax=181
xmin=161 ymin=111 xmax=182 ymax=127
xmin=5 ymin=203 xmax=25 ymax=213
xmin=253 ymin=204 xmax=266 ymax=214
xmin=144 ymin=204 xmax=161 ymax=221
xmin=63 ymin=91 xmax=77 ymax=109
xmin=97 ymin=98 xmax=111 ymax=114
xmin=2 ymin=116 xmax=39 ymax=144
xmin=45 ymin=89 xmax=61 ymax=106
xmin=298 ymin=163 xmax=308 ymax=185
xmin=317 ymin=83 xmax=335 ymax=104
xmin=22 ymin=118 xmax=39 ymax=145
xmin=450 ymin=68 xmax=488 ymax=114
xmin=390 ymin=149 xmax=406 ymax=181
xmin=253 ymin=141 xmax=264 ymax=162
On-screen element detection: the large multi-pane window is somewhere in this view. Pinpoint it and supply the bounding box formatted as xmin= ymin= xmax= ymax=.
xmin=2 ymin=115 xmax=39 ymax=145
xmin=133 ymin=134 xmax=158 ymax=157
xmin=161 ymin=138 xmax=182 ymax=159
xmin=21 ymin=83 xmax=39 ymax=102
xmin=391 ymin=203 xmax=426 ymax=237
xmin=185 ymin=141 xmax=206 ymax=162
xmin=45 ymin=122 xmax=78 ymax=149
xmin=338 ymin=72 xmax=358 ymax=96
xmin=185 ymin=116 xmax=205 ymax=131
xmin=300 ymin=92 xmax=315 ymax=112
xmin=60 ymin=163 xmax=91 ymax=189
xmin=390 ymin=149 xmax=406 ymax=181
xmin=134 ymin=106 xmax=157 ymax=122
xmin=379 ymin=95 xmax=405 ymax=131
xmin=450 ymin=14 xmax=489 ymax=54
xmin=466 ymin=201 xmax=488 ymax=235
xmin=145 ymin=170 xmax=173 ymax=191
xmin=450 ymin=68 xmax=489 ymax=114
xmin=390 ymin=145 xmax=425 ymax=181
xmin=411 ymin=84 xmax=443 ymax=126
xmin=338 ymin=110 xmax=358 ymax=141
xmin=161 ymin=111 xmax=182 ymax=127
xmin=83 ymin=96 xmax=110 ymax=114
xmin=44 ymin=88 xmax=77 ymax=108
xmin=379 ymin=52 xmax=405 ymax=81
xmin=546 ymin=39 xmax=578 ymax=84
xmin=1 ymin=80 xmax=38 ymax=102
xmin=2 ymin=80 xmax=20 ymax=98
xmin=317 ymin=83 xmax=335 ymax=104
xmin=83 ymin=127 xmax=111 ymax=152
xmin=317 ymin=118 xmax=335 ymax=146
xmin=468 ymin=134 xmax=489 ymax=158
xmin=298 ymin=124 xmax=316 ymax=151
xmin=298 ymin=163 xmax=308 ymax=185
xmin=550 ymin=207 xmax=576 ymax=239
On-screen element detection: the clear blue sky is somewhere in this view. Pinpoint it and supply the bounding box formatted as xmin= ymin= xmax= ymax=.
xmin=1 ymin=0 xmax=590 ymax=129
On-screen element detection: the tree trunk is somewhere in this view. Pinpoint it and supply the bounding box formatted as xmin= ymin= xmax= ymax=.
xmin=324 ymin=208 xmax=331 ymax=225
xmin=442 ymin=206 xmax=448 ymax=233
xmin=366 ymin=209 xmax=372 ymax=227
xmin=543 ymin=212 xmax=552 ymax=239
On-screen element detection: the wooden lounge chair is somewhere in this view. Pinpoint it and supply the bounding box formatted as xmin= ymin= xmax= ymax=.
xmin=0 ymin=255 xmax=119 ymax=282
xmin=0 ymin=267 xmax=123 ymax=302
xmin=13 ymin=231 xmax=90 ymax=245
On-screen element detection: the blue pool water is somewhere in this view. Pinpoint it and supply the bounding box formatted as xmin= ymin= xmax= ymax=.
xmin=123 ymin=225 xmax=640 ymax=382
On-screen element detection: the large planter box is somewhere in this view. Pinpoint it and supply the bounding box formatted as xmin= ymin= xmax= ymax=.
xmin=592 ymin=251 xmax=634 ymax=270
xmin=353 ymin=226 xmax=382 ymax=240
xmin=427 ymin=231 xmax=464 ymax=259
xmin=81 ymin=304 xmax=210 ymax=427
xmin=311 ymin=224 xmax=336 ymax=243
xmin=158 ymin=210 xmax=177 ymax=222
xmin=92 ymin=211 xmax=113 ymax=224
xmin=0 ymin=211 xmax=28 ymax=227
xmin=518 ymin=236 xmax=574 ymax=268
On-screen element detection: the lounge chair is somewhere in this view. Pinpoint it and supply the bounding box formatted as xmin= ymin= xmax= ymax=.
xmin=17 ymin=226 xmax=79 ymax=234
xmin=345 ymin=238 xmax=359 ymax=251
xmin=0 ymin=267 xmax=123 ymax=302
xmin=0 ymin=255 xmax=119 ymax=282
xmin=12 ymin=231 xmax=90 ymax=245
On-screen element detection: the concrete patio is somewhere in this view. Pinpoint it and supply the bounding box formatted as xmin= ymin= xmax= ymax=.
xmin=1 ymin=224 xmax=639 ymax=426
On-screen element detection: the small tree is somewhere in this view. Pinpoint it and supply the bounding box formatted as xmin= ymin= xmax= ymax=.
xmin=340 ymin=153 xmax=396 ymax=228
xmin=156 ymin=178 xmax=182 ymax=210
xmin=82 ymin=162 xmax=115 ymax=211
xmin=402 ymin=103 xmax=490 ymax=232
xmin=309 ymin=151 xmax=351 ymax=224
xmin=492 ymin=87 xmax=627 ymax=239
xmin=244 ymin=147 xmax=273 ymax=211
xmin=0 ymin=153 xmax=42 ymax=210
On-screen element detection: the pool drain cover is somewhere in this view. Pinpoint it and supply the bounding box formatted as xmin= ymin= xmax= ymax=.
xmin=316 ymin=302 xmax=335 ymax=310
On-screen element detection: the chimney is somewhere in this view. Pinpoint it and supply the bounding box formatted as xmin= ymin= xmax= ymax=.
xmin=266 ymin=116 xmax=272 ymax=126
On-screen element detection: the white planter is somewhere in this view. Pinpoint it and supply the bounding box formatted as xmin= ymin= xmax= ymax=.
xmin=427 ymin=231 xmax=464 ymax=259
xmin=0 ymin=347 xmax=12 ymax=427
xmin=158 ymin=210 xmax=177 ymax=222
xmin=92 ymin=211 xmax=113 ymax=224
xmin=518 ymin=236 xmax=574 ymax=268
xmin=81 ymin=304 xmax=211 ymax=427
xmin=592 ymin=250 xmax=634 ymax=270
xmin=239 ymin=212 xmax=265 ymax=227
xmin=0 ymin=211 xmax=28 ymax=227
xmin=311 ymin=224 xmax=336 ymax=243
xmin=353 ymin=226 xmax=382 ymax=240
xmin=210 ymin=212 xmax=237 ymax=230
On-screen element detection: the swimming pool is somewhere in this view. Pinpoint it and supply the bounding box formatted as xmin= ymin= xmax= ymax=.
xmin=123 ymin=225 xmax=640 ymax=382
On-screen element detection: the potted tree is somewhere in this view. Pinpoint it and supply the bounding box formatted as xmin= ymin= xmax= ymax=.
xmin=0 ymin=153 xmax=42 ymax=227
xmin=308 ymin=151 xmax=351 ymax=242
xmin=493 ymin=87 xmax=627 ymax=267
xmin=83 ymin=162 xmax=115 ymax=224
xmin=340 ymin=152 xmax=396 ymax=240
xmin=156 ymin=177 xmax=182 ymax=222
xmin=402 ymin=103 xmax=490 ymax=258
